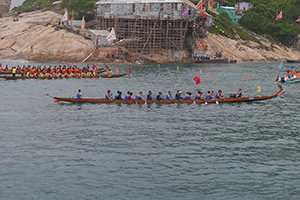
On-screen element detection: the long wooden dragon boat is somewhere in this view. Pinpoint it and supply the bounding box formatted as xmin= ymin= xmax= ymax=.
xmin=50 ymin=89 xmax=283 ymax=104
xmin=0 ymin=69 xmax=131 ymax=79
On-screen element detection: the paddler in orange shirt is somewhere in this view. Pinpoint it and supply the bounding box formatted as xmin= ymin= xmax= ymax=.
xmin=296 ymin=72 xmax=300 ymax=78
xmin=291 ymin=69 xmax=295 ymax=76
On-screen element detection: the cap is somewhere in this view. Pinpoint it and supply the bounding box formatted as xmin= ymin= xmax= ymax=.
xmin=239 ymin=88 xmax=242 ymax=90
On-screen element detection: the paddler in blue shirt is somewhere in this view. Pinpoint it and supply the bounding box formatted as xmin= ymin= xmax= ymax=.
xmin=195 ymin=91 xmax=203 ymax=100
xmin=235 ymin=88 xmax=242 ymax=98
xmin=124 ymin=91 xmax=130 ymax=100
xmin=166 ymin=91 xmax=172 ymax=100
xmin=185 ymin=92 xmax=191 ymax=100
xmin=205 ymin=91 xmax=212 ymax=99
xmin=156 ymin=92 xmax=163 ymax=101
xmin=77 ymin=89 xmax=83 ymax=99
xmin=175 ymin=90 xmax=182 ymax=100
xmin=147 ymin=91 xmax=153 ymax=100
xmin=135 ymin=91 xmax=146 ymax=102
xmin=115 ymin=91 xmax=120 ymax=99
xmin=215 ymin=90 xmax=224 ymax=100
xmin=105 ymin=90 xmax=112 ymax=101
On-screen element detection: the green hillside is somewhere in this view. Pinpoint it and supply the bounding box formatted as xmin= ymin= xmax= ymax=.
xmin=217 ymin=0 xmax=300 ymax=46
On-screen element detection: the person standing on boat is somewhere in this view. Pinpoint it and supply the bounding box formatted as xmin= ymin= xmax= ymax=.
xmin=147 ymin=91 xmax=153 ymax=100
xmin=105 ymin=90 xmax=113 ymax=101
xmin=215 ymin=90 xmax=224 ymax=100
xmin=166 ymin=91 xmax=172 ymax=100
xmin=77 ymin=89 xmax=83 ymax=99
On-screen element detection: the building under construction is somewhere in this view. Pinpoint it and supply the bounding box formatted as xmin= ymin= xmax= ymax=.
xmin=96 ymin=0 xmax=210 ymax=59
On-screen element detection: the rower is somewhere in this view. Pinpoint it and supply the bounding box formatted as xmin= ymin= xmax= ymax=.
xmin=236 ymin=88 xmax=242 ymax=98
xmin=135 ymin=91 xmax=145 ymax=101
xmin=175 ymin=90 xmax=182 ymax=100
xmin=156 ymin=92 xmax=163 ymax=101
xmin=195 ymin=91 xmax=203 ymax=100
xmin=116 ymin=92 xmax=123 ymax=100
xmin=166 ymin=91 xmax=172 ymax=100
xmin=215 ymin=90 xmax=224 ymax=100
xmin=184 ymin=92 xmax=191 ymax=100
xmin=125 ymin=91 xmax=130 ymax=100
xmin=12 ymin=67 xmax=17 ymax=77
xmin=128 ymin=92 xmax=134 ymax=100
xmin=115 ymin=91 xmax=120 ymax=99
xmin=105 ymin=90 xmax=113 ymax=101
xmin=0 ymin=63 xmax=2 ymax=71
xmin=77 ymin=89 xmax=83 ymax=99
xmin=146 ymin=91 xmax=153 ymax=100
xmin=108 ymin=69 xmax=113 ymax=77
xmin=205 ymin=91 xmax=212 ymax=100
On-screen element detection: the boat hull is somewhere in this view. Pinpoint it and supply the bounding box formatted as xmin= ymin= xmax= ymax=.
xmin=53 ymin=90 xmax=283 ymax=104
xmin=194 ymin=59 xmax=237 ymax=64
xmin=0 ymin=69 xmax=131 ymax=79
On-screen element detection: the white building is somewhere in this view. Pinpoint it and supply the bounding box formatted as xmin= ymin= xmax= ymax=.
xmin=235 ymin=2 xmax=254 ymax=11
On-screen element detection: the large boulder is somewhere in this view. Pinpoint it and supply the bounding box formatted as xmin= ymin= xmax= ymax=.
xmin=0 ymin=0 xmax=12 ymax=17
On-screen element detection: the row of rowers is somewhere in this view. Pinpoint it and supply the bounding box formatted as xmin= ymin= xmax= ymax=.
xmin=0 ymin=64 xmax=106 ymax=74
xmin=77 ymin=89 xmax=243 ymax=100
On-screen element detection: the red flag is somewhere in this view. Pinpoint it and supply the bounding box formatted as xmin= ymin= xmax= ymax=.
xmin=194 ymin=76 xmax=201 ymax=85
xmin=275 ymin=76 xmax=279 ymax=82
xmin=197 ymin=0 xmax=202 ymax=10
xmin=211 ymin=0 xmax=214 ymax=7
xmin=71 ymin=13 xmax=74 ymax=21
xmin=296 ymin=18 xmax=300 ymax=22
xmin=204 ymin=0 xmax=207 ymax=5
xmin=276 ymin=11 xmax=282 ymax=20
xmin=44 ymin=93 xmax=49 ymax=96
xmin=199 ymin=8 xmax=206 ymax=18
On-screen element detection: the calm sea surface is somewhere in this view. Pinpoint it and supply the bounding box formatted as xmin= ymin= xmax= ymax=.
xmin=1 ymin=59 xmax=300 ymax=200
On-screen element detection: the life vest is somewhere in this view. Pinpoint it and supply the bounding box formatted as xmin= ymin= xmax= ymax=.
xmin=296 ymin=73 xmax=300 ymax=78
xmin=50 ymin=69 xmax=54 ymax=74
xmin=62 ymin=69 xmax=66 ymax=74
xmin=12 ymin=68 xmax=17 ymax=73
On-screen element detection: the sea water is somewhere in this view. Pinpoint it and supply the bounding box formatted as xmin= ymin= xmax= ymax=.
xmin=1 ymin=60 xmax=300 ymax=199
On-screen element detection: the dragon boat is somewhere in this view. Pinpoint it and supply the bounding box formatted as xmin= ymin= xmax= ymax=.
xmin=0 ymin=69 xmax=131 ymax=79
xmin=50 ymin=89 xmax=283 ymax=104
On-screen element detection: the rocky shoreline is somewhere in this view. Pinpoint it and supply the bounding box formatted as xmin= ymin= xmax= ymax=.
xmin=1 ymin=10 xmax=300 ymax=64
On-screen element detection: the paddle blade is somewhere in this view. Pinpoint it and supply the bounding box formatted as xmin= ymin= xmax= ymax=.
xmin=54 ymin=100 xmax=60 ymax=103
